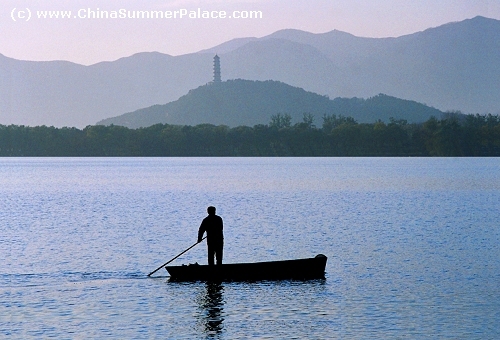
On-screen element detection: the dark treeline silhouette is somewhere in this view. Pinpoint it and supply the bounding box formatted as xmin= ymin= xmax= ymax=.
xmin=1 ymin=113 xmax=499 ymax=156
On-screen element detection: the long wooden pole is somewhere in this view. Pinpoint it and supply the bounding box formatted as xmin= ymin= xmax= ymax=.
xmin=148 ymin=236 xmax=206 ymax=277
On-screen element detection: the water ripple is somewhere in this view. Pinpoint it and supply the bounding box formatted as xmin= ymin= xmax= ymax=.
xmin=1 ymin=157 xmax=499 ymax=339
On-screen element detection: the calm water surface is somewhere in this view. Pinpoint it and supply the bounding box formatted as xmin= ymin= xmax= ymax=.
xmin=1 ymin=157 xmax=499 ymax=339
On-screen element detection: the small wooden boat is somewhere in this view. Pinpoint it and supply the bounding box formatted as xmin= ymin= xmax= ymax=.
xmin=165 ymin=254 xmax=327 ymax=282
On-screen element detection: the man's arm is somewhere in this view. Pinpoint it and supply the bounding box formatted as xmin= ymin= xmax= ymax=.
xmin=198 ymin=221 xmax=206 ymax=243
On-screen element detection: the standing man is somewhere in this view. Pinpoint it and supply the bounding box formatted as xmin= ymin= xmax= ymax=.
xmin=198 ymin=206 xmax=224 ymax=265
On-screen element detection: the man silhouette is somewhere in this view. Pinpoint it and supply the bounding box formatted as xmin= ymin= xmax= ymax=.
xmin=198 ymin=206 xmax=224 ymax=265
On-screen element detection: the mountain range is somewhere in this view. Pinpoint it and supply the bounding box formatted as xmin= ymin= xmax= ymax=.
xmin=1 ymin=16 xmax=499 ymax=128
xmin=97 ymin=79 xmax=443 ymax=128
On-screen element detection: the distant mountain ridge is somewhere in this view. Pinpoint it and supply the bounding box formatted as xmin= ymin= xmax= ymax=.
xmin=0 ymin=52 xmax=213 ymax=127
xmin=1 ymin=16 xmax=498 ymax=127
xmin=218 ymin=16 xmax=500 ymax=114
xmin=97 ymin=79 xmax=444 ymax=128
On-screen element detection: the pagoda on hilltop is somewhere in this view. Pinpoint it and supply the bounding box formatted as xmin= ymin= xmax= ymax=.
xmin=213 ymin=54 xmax=221 ymax=83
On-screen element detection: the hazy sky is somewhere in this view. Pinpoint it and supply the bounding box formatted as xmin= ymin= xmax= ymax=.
xmin=3 ymin=0 xmax=500 ymax=65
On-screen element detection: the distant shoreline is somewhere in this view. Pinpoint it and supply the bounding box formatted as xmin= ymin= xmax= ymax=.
xmin=1 ymin=114 xmax=499 ymax=157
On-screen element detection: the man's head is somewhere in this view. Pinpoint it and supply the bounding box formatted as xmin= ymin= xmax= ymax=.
xmin=207 ymin=206 xmax=216 ymax=215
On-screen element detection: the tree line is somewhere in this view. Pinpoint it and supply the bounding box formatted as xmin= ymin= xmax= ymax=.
xmin=0 ymin=113 xmax=499 ymax=156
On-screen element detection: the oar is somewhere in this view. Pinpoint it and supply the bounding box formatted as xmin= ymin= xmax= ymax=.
xmin=148 ymin=236 xmax=206 ymax=277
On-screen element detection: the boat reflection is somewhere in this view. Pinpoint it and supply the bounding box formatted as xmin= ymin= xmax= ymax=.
xmin=198 ymin=282 xmax=225 ymax=337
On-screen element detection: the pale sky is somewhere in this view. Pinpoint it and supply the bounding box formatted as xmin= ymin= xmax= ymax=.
xmin=3 ymin=0 xmax=500 ymax=65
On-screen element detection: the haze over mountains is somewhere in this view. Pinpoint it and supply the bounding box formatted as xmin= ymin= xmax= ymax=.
xmin=1 ymin=16 xmax=499 ymax=128
xmin=0 ymin=53 xmax=213 ymax=127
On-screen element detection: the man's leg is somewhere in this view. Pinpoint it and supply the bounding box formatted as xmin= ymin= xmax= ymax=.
xmin=215 ymin=243 xmax=223 ymax=265
xmin=207 ymin=245 xmax=215 ymax=266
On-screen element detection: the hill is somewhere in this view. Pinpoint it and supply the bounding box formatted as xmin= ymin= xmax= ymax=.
xmin=97 ymin=79 xmax=443 ymax=128
xmin=1 ymin=16 xmax=498 ymax=127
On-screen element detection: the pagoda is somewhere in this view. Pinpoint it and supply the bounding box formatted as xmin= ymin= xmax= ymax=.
xmin=213 ymin=54 xmax=221 ymax=83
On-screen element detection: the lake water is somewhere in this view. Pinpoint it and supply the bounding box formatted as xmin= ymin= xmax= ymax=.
xmin=1 ymin=157 xmax=499 ymax=339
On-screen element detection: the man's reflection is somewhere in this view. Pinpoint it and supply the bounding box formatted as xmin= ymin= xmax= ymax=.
xmin=199 ymin=282 xmax=225 ymax=337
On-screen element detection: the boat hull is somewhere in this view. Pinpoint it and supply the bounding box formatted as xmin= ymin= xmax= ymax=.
xmin=166 ymin=254 xmax=327 ymax=282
